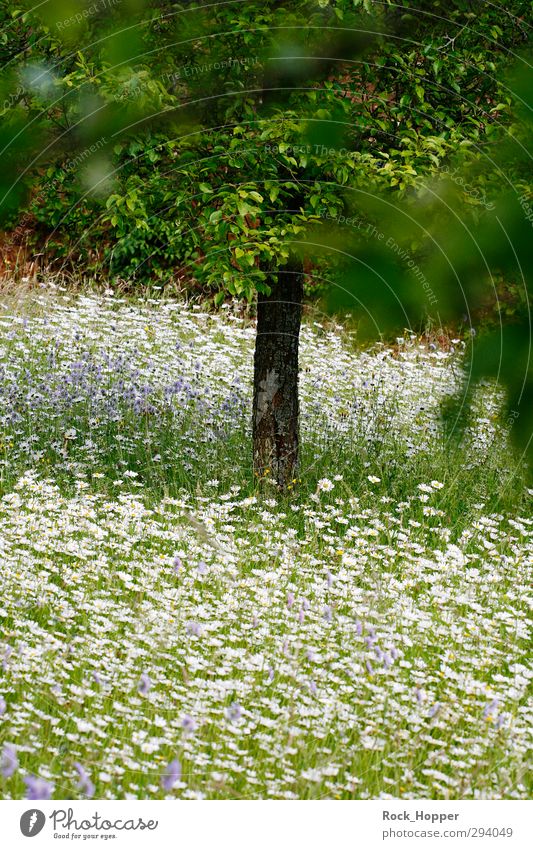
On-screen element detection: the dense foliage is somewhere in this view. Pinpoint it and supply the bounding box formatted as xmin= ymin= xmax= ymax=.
xmin=0 ymin=2 xmax=528 ymax=283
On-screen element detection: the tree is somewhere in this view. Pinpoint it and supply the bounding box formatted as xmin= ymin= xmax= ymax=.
xmin=1 ymin=0 xmax=532 ymax=485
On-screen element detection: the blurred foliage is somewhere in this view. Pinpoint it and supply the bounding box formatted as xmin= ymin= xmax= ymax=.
xmin=0 ymin=0 xmax=532 ymax=464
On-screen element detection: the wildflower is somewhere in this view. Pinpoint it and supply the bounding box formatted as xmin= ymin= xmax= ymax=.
xmin=367 ymin=475 xmax=381 ymax=484
xmin=161 ymin=758 xmax=182 ymax=791
xmin=0 ymin=696 xmax=6 ymax=716
xmin=74 ymin=762 xmax=95 ymax=798
xmin=24 ymin=776 xmax=54 ymax=800
xmin=181 ymin=715 xmax=197 ymax=735
xmin=1 ymin=743 xmax=18 ymax=778
xmin=287 ymin=591 xmax=295 ymax=609
xmin=226 ymin=702 xmax=242 ymax=723
xmin=483 ymin=699 xmax=498 ymax=721
xmin=138 ymin=673 xmax=152 ymax=695
xmin=173 ymin=556 xmax=182 ymax=574
xmin=430 ymin=480 xmax=444 ymax=489
xmin=317 ymin=478 xmax=334 ymax=492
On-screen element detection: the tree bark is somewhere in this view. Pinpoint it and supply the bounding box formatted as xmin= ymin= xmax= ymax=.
xmin=253 ymin=262 xmax=303 ymax=490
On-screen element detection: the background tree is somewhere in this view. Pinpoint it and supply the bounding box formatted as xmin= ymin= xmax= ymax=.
xmin=1 ymin=0 xmax=532 ymax=486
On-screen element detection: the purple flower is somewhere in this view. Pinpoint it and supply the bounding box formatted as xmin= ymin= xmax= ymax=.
xmin=74 ymin=762 xmax=95 ymax=798
xmin=298 ymin=608 xmax=305 ymax=623
xmin=197 ymin=561 xmax=207 ymax=575
xmin=0 ymin=696 xmax=6 ymax=716
xmin=483 ymin=699 xmax=498 ymax=720
xmin=186 ymin=621 xmax=202 ymax=637
xmin=309 ymin=680 xmax=317 ymax=695
xmin=366 ymin=660 xmax=374 ymax=675
xmin=496 ymin=713 xmax=508 ymax=729
xmin=24 ymin=775 xmax=54 ymax=800
xmin=428 ymin=703 xmax=441 ymax=719
xmin=226 ymin=702 xmax=242 ymax=723
xmin=138 ymin=672 xmax=152 ymax=695
xmin=161 ymin=758 xmax=181 ymax=791
xmin=287 ymin=592 xmax=295 ymax=609
xmin=354 ymin=620 xmax=363 ymax=636
xmin=326 ymin=571 xmax=333 ymax=588
xmin=181 ymin=715 xmax=197 ymax=735
xmin=1 ymin=743 xmax=18 ymax=778
xmin=173 ymin=556 xmax=182 ymax=574
xmin=323 ymin=604 xmax=332 ymax=622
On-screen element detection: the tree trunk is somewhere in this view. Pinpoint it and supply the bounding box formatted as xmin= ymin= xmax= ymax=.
xmin=253 ymin=262 xmax=303 ymax=490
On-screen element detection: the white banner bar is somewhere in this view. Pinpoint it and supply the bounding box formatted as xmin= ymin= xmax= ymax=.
xmin=0 ymin=799 xmax=530 ymax=848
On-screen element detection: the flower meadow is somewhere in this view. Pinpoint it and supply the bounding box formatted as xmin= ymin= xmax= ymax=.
xmin=0 ymin=290 xmax=531 ymax=800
